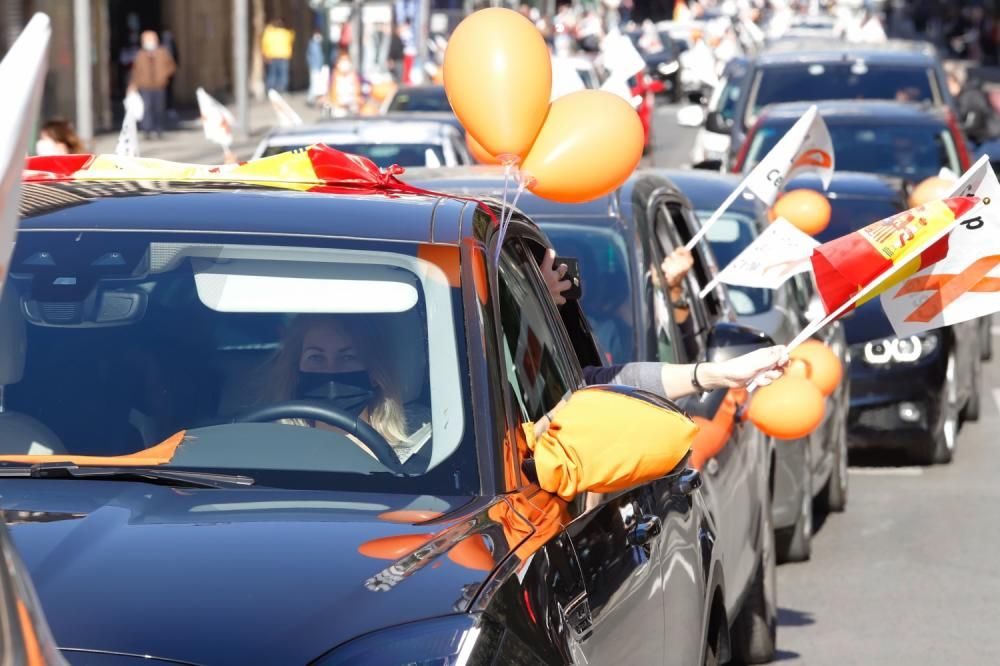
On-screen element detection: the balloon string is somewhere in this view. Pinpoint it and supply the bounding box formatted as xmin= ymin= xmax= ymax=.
xmin=493 ymin=173 xmax=527 ymax=264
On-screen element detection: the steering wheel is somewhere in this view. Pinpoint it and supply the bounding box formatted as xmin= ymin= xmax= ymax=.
xmin=235 ymin=400 xmax=405 ymax=475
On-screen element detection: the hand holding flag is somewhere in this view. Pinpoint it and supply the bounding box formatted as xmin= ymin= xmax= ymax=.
xmin=196 ymin=87 xmax=236 ymax=151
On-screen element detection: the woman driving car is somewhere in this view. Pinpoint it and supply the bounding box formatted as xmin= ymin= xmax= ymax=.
xmin=266 ymin=314 xmax=431 ymax=464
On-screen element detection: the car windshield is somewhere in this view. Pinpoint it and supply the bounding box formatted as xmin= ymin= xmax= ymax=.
xmin=0 ymin=232 xmax=476 ymax=494
xmin=263 ymin=143 xmax=448 ymax=168
xmin=387 ymin=88 xmax=451 ymax=112
xmin=814 ymin=195 xmax=902 ymax=243
xmin=745 ymin=121 xmax=960 ymax=183
xmin=749 ymin=63 xmax=936 ymax=121
xmin=699 ymin=209 xmax=773 ymax=315
xmin=712 ymin=74 xmax=744 ymax=123
xmin=542 ymin=223 xmax=635 ymax=364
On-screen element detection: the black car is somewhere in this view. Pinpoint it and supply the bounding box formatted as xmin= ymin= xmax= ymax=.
xmin=734 ymin=100 xmax=972 ymax=185
xmin=788 ymin=172 xmax=982 ymax=465
xmin=383 ymin=84 xmax=452 ymax=113
xmin=0 ymin=172 xmax=724 ymax=665
xmin=406 ymin=166 xmax=779 ymax=664
xmin=662 ymin=169 xmax=851 ymax=562
xmin=722 ymin=41 xmax=956 ymax=168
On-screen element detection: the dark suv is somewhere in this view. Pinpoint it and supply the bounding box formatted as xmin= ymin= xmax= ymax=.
xmin=721 ymin=41 xmax=955 ymax=168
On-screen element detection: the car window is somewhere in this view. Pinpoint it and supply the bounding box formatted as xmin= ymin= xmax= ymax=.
xmin=745 ymin=121 xmax=961 ymax=183
xmin=263 ymin=142 xmax=447 ymax=168
xmin=542 ymin=223 xmax=635 ymax=364
xmin=814 ymin=195 xmax=903 ymax=243
xmin=699 ymin=209 xmax=773 ymax=315
xmin=387 ymin=88 xmax=451 ymax=112
xmin=748 ymin=63 xmax=937 ymax=123
xmin=711 ymin=74 xmax=744 ymax=123
xmin=497 ymin=240 xmax=578 ymax=423
xmin=1 ymin=233 xmax=477 ymax=494
xmin=653 ymin=205 xmax=708 ymax=362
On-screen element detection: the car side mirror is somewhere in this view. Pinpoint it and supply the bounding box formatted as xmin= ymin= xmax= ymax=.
xmin=687 ymin=90 xmax=706 ymax=105
xmin=704 ymin=110 xmax=732 ymax=134
xmin=706 ymin=322 xmax=775 ymax=362
xmin=521 ymin=385 xmax=697 ymax=500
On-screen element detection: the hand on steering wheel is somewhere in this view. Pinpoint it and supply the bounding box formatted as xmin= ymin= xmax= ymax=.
xmin=235 ymin=400 xmax=405 ymax=475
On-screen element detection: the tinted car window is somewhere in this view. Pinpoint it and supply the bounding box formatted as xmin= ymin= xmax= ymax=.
xmin=543 ymin=223 xmax=635 ymax=364
xmin=387 ymin=88 xmax=451 ymax=112
xmin=497 ymin=241 xmax=577 ymax=422
xmin=700 ymin=209 xmax=773 ymax=315
xmin=746 ymin=121 xmax=960 ymax=183
xmin=2 ymin=233 xmax=476 ymax=494
xmin=814 ymin=196 xmax=902 ymax=243
xmin=263 ymin=143 xmax=447 ymax=168
xmin=750 ymin=64 xmax=935 ymax=120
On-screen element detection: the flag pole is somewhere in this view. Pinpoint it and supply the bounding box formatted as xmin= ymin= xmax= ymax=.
xmin=686 ymin=180 xmax=747 ymax=251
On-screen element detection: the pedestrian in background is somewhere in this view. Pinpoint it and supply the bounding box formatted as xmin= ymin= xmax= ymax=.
xmin=388 ymin=23 xmax=405 ymax=83
xmin=130 ymin=30 xmax=176 ymax=140
xmin=328 ymin=53 xmax=361 ymax=118
xmin=306 ymin=29 xmax=328 ymax=107
xmin=945 ymin=60 xmax=999 ymax=147
xmin=262 ymin=19 xmax=295 ymax=92
xmin=35 ymin=119 xmax=84 ymax=155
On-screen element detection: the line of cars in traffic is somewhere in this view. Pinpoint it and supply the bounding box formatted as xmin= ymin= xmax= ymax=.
xmin=0 ymin=23 xmax=990 ymax=666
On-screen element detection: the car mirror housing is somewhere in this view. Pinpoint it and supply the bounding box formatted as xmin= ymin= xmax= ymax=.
xmin=522 ymin=385 xmax=696 ymax=501
xmin=706 ymin=322 xmax=775 ymax=362
xmin=704 ymin=110 xmax=732 ymax=134
xmin=692 ymin=159 xmax=724 ymax=171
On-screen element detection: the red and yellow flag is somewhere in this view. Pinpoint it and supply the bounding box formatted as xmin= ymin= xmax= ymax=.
xmin=811 ymin=197 xmax=977 ymax=316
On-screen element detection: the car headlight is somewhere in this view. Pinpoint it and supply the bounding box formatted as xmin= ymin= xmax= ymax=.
xmin=314 ymin=614 xmax=509 ymax=665
xmin=855 ymin=332 xmax=940 ymax=365
xmin=658 ymin=61 xmax=680 ymax=75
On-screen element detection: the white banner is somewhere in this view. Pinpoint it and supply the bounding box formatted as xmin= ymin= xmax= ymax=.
xmin=196 ymin=87 xmax=236 ymax=148
xmin=0 ymin=14 xmax=51 ymax=291
xmin=709 ymin=218 xmax=819 ymax=294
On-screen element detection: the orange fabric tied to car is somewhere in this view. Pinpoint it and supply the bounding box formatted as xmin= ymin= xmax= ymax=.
xmin=524 ymin=388 xmax=697 ymax=501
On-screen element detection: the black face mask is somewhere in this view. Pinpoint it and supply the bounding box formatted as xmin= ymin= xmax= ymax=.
xmin=296 ymin=370 xmax=375 ymax=416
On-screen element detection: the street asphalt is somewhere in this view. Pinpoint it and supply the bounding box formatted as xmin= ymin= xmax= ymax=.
xmin=647 ymin=102 xmax=1000 ymax=665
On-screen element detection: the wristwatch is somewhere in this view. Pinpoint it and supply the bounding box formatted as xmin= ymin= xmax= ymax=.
xmin=691 ymin=362 xmax=708 ymax=393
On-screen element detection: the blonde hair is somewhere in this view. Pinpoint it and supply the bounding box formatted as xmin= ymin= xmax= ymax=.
xmin=266 ymin=314 xmax=409 ymax=443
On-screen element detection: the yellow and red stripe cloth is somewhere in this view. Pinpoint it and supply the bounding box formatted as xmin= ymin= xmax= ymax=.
xmin=811 ymin=197 xmax=977 ymax=316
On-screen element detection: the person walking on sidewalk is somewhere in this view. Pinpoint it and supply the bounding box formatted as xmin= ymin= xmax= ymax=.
xmin=130 ymin=30 xmax=176 ymax=140
xmin=263 ymin=19 xmax=295 ymax=92
xmin=306 ymin=29 xmax=328 ymax=106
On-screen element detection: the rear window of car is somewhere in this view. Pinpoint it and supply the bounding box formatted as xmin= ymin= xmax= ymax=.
xmin=387 ymin=88 xmax=451 ymax=112
xmin=814 ymin=196 xmax=903 ymax=244
xmin=264 ymin=143 xmax=448 ymax=168
xmin=745 ymin=121 xmax=961 ymax=183
xmin=748 ymin=62 xmax=937 ymax=123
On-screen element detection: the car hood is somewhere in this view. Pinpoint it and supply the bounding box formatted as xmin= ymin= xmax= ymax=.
xmin=0 ymin=480 xmax=529 ymax=666
xmin=842 ymin=301 xmax=896 ymax=345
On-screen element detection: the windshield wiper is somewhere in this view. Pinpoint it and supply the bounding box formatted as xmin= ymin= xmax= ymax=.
xmin=0 ymin=462 xmax=254 ymax=488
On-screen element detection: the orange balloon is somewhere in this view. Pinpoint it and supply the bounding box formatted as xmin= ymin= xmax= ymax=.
xmin=790 ymin=340 xmax=843 ymax=397
xmin=443 ymin=8 xmax=551 ymax=161
xmin=521 ymin=90 xmax=644 ymax=204
xmin=771 ymin=189 xmax=832 ymax=236
xmin=785 ymin=357 xmax=812 ymax=381
xmin=909 ymin=176 xmax=955 ymax=208
xmin=466 ymin=133 xmax=501 ymax=165
xmin=748 ymin=376 xmax=825 ymax=440
xmin=378 ymin=510 xmax=444 ymax=523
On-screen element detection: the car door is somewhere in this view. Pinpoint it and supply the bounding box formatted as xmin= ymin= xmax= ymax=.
xmin=494 ymin=234 xmax=669 ymax=664
xmin=649 ymin=201 xmax=760 ymax=613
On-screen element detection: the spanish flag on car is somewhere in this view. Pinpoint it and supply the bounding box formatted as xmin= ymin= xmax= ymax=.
xmin=811 ymin=197 xmax=978 ymax=318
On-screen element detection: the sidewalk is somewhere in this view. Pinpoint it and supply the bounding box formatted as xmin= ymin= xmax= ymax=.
xmin=92 ymin=91 xmax=319 ymax=165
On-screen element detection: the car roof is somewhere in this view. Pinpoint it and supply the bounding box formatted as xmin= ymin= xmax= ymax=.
xmin=393 ymin=84 xmax=445 ymax=94
xmin=402 ymin=166 xmax=619 ymax=218
xmin=654 ymin=169 xmax=763 ymax=215
xmin=786 ymin=171 xmax=907 ymax=200
xmin=757 ymin=41 xmax=937 ymax=66
xmin=757 ymin=100 xmax=948 ymax=124
xmin=264 ymin=120 xmax=456 ymax=145
xmin=17 ymin=179 xmax=480 ymax=246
